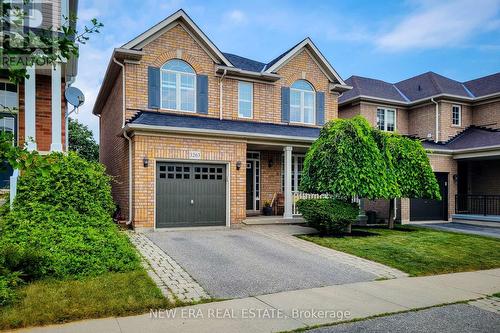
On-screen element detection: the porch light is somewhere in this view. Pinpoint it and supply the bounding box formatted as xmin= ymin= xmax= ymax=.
xmin=268 ymin=158 xmax=274 ymax=168
xmin=236 ymin=161 xmax=242 ymax=170
xmin=143 ymin=157 xmax=149 ymax=168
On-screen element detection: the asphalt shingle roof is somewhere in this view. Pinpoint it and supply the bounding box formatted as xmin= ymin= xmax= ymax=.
xmin=421 ymin=126 xmax=500 ymax=151
xmin=340 ymin=71 xmax=500 ymax=104
xmin=340 ymin=76 xmax=408 ymax=103
xmin=464 ymin=72 xmax=500 ymax=97
xmin=222 ymin=52 xmax=266 ymax=72
xmin=395 ymin=72 xmax=471 ymax=101
xmin=129 ymin=111 xmax=320 ymax=139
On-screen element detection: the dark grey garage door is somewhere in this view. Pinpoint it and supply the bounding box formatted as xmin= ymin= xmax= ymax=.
xmin=156 ymin=162 xmax=226 ymax=228
xmin=410 ymin=172 xmax=448 ymax=221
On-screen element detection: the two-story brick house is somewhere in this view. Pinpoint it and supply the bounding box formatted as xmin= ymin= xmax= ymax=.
xmin=1 ymin=0 xmax=78 ymax=194
xmin=339 ymin=72 xmax=500 ymax=223
xmin=93 ymin=10 xmax=351 ymax=230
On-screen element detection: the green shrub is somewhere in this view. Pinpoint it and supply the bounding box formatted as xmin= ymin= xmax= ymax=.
xmin=13 ymin=152 xmax=115 ymax=216
xmin=0 ymin=272 xmax=22 ymax=306
xmin=297 ymin=198 xmax=359 ymax=235
xmin=0 ymin=204 xmax=140 ymax=279
xmin=0 ymin=152 xmax=140 ymax=282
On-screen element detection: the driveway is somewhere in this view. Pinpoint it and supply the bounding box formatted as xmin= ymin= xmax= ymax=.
xmin=417 ymin=222 xmax=500 ymax=239
xmin=305 ymin=303 xmax=500 ymax=333
xmin=145 ymin=226 xmax=377 ymax=299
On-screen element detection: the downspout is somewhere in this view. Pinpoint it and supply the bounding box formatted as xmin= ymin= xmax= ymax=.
xmin=219 ymin=69 xmax=227 ymax=120
xmin=113 ymin=57 xmax=132 ymax=225
xmin=431 ymin=97 xmax=439 ymax=143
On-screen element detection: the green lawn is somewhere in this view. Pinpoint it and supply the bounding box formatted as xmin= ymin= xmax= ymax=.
xmin=299 ymin=226 xmax=500 ymax=276
xmin=0 ymin=270 xmax=170 ymax=330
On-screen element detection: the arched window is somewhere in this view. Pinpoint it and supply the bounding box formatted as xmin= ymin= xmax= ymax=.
xmin=161 ymin=59 xmax=196 ymax=112
xmin=290 ymin=80 xmax=315 ymax=124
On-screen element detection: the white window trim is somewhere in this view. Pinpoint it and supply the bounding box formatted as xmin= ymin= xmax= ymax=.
xmin=290 ymin=86 xmax=315 ymax=125
xmin=377 ymin=107 xmax=396 ymax=132
xmin=238 ymin=81 xmax=253 ymax=119
xmin=160 ymin=66 xmax=197 ymax=113
xmin=452 ymin=104 xmax=461 ymax=127
xmin=0 ymin=79 xmax=19 ymax=113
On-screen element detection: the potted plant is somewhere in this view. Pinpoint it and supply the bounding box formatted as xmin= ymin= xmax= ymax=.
xmin=263 ymin=201 xmax=273 ymax=216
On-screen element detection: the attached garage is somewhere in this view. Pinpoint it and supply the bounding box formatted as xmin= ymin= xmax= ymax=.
xmin=410 ymin=172 xmax=449 ymax=221
xmin=156 ymin=162 xmax=227 ymax=228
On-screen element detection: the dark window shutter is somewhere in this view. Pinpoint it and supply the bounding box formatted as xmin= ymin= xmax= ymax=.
xmin=196 ymin=74 xmax=208 ymax=114
xmin=281 ymin=87 xmax=290 ymax=123
xmin=148 ymin=66 xmax=160 ymax=109
xmin=316 ymin=91 xmax=325 ymax=125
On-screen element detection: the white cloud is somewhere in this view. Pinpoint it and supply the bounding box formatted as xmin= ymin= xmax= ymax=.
xmin=376 ymin=0 xmax=500 ymax=51
xmin=226 ymin=9 xmax=247 ymax=25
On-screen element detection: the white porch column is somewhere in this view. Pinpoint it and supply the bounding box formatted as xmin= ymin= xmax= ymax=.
xmin=24 ymin=65 xmax=37 ymax=151
xmin=283 ymin=146 xmax=293 ymax=219
xmin=50 ymin=62 xmax=63 ymax=152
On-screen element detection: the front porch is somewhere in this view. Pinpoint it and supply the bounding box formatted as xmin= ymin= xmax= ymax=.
xmin=453 ymin=157 xmax=500 ymax=224
xmin=244 ymin=144 xmax=318 ymax=221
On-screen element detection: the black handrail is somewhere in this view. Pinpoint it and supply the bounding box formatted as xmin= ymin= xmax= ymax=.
xmin=455 ymin=194 xmax=500 ymax=216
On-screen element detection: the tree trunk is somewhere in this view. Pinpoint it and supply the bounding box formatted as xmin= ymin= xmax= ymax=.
xmin=388 ymin=198 xmax=395 ymax=229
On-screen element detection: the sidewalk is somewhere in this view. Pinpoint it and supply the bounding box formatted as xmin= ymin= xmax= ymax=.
xmin=12 ymin=269 xmax=500 ymax=333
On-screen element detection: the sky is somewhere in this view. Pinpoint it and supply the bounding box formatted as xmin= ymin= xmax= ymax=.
xmin=73 ymin=0 xmax=500 ymax=140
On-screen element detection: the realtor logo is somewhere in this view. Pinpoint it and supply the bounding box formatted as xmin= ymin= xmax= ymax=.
xmin=0 ymin=0 xmax=59 ymax=66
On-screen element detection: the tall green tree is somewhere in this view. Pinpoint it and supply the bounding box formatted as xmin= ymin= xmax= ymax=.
xmin=68 ymin=118 xmax=98 ymax=163
xmin=301 ymin=116 xmax=440 ymax=229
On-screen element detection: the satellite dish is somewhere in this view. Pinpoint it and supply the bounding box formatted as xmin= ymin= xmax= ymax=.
xmin=65 ymin=86 xmax=85 ymax=108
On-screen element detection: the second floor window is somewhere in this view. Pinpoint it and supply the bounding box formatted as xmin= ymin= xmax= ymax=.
xmin=290 ymin=80 xmax=315 ymax=124
xmin=452 ymin=105 xmax=461 ymax=126
xmin=0 ymin=82 xmax=18 ymax=111
xmin=377 ymin=107 xmax=396 ymax=132
xmin=161 ymin=59 xmax=196 ymax=112
xmin=238 ymin=81 xmax=253 ymax=118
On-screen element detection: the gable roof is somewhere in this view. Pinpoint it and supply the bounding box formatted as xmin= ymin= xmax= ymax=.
xmin=121 ymin=9 xmax=233 ymax=67
xmin=464 ymin=72 xmax=500 ymax=97
xmin=339 ymin=71 xmax=500 ymax=106
xmin=421 ymin=126 xmax=500 ymax=151
xmin=263 ymin=38 xmax=347 ymax=85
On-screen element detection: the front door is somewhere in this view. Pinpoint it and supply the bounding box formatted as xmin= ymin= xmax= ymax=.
xmin=246 ymin=161 xmax=254 ymax=210
xmin=246 ymin=152 xmax=260 ymax=211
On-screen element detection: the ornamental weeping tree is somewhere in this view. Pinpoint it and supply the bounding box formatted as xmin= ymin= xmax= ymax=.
xmin=382 ymin=132 xmax=441 ymax=228
xmin=300 ymin=116 xmax=440 ymax=229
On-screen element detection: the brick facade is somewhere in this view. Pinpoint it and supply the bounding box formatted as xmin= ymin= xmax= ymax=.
xmin=99 ymin=70 xmax=129 ymax=218
xmin=131 ymin=134 xmax=246 ymax=230
xmin=17 ymin=74 xmax=66 ymax=152
xmin=98 ymin=18 xmax=342 ymax=229
xmin=339 ymin=102 xmax=408 ymax=135
xmin=472 ymin=99 xmax=500 ymax=129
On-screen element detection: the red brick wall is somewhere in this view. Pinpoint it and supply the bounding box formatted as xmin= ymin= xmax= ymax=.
xmin=260 ymin=151 xmax=282 ymax=206
xmin=99 ymin=69 xmax=130 ymax=219
xmin=17 ymin=74 xmax=66 ymax=152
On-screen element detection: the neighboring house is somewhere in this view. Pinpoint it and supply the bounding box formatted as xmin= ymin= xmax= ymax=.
xmin=339 ymin=72 xmax=500 ymax=223
xmin=93 ymin=9 xmax=351 ymax=230
xmin=0 ymin=0 xmax=78 ymax=190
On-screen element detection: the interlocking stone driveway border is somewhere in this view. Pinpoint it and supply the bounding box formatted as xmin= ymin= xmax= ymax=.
xmin=469 ymin=296 xmax=500 ymax=314
xmin=245 ymin=225 xmax=408 ymax=279
xmin=128 ymin=232 xmax=210 ymax=303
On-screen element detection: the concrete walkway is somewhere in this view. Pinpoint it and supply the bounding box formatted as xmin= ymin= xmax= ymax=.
xmin=14 ymin=268 xmax=500 ymax=333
